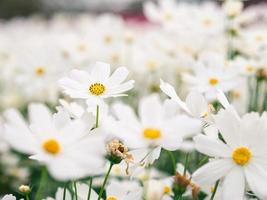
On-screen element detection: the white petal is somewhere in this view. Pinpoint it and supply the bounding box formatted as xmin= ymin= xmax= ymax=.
xmin=91 ymin=62 xmax=110 ymax=82
xmin=222 ymin=167 xmax=245 ymax=200
xmin=69 ymin=69 xmax=91 ymax=85
xmin=106 ymin=80 xmax=134 ymax=96
xmin=112 ymin=103 xmax=140 ymax=129
xmin=161 ymin=131 xmax=182 ymax=151
xmin=139 ymin=94 xmax=163 ymax=127
xmin=193 ymin=135 xmax=231 ymax=158
xmin=28 ymin=103 xmax=53 ymax=130
xmin=160 ymin=79 xmax=191 ymax=115
xmin=107 ymin=67 xmax=129 ymax=86
xmin=1 ymin=194 xmax=16 ymax=200
xmin=4 ymin=109 xmax=37 ymax=154
xmin=192 ymin=159 xmax=234 ymax=185
xmin=213 ymin=107 xmax=241 ymax=148
xmin=53 ymin=109 xmax=71 ymax=130
xmin=245 ymin=162 xmax=267 ymax=199
xmin=185 ymin=91 xmax=208 ymax=118
xmin=55 ymin=187 xmax=72 ymax=200
xmin=58 ymin=78 xmax=89 ymax=99
xmin=216 ymin=89 xmax=230 ymax=109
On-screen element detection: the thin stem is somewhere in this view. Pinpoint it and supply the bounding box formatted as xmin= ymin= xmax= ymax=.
xmin=166 ymin=151 xmax=176 ymax=174
xmin=63 ymin=183 xmax=67 ymax=200
xmin=95 ymin=105 xmax=99 ymax=128
xmin=210 ymin=180 xmax=220 ymax=200
xmin=36 ymin=167 xmax=48 ymax=200
xmin=73 ymin=181 xmax=78 ymax=200
xmin=183 ymin=153 xmax=190 ymax=176
xmin=87 ymin=178 xmax=93 ymax=200
xmin=97 ymin=162 xmax=113 ymax=200
xmin=253 ymin=78 xmax=261 ymax=111
xmin=25 ymin=194 xmax=30 ymax=200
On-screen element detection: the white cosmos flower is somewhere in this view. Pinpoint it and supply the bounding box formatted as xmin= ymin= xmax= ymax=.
xmin=1 ymin=195 xmax=16 ymax=200
xmin=110 ymin=94 xmax=200 ymax=165
xmin=182 ymin=52 xmax=241 ymax=99
xmin=58 ymin=62 xmax=135 ymax=105
xmin=192 ymin=108 xmax=267 ymax=199
xmin=4 ymin=103 xmax=106 ymax=181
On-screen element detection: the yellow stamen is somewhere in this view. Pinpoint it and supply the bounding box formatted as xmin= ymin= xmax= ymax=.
xmin=255 ymin=35 xmax=264 ymax=42
xmin=106 ymin=196 xmax=118 ymax=200
xmin=232 ymin=146 xmax=252 ymax=166
xmin=77 ymin=44 xmax=87 ymax=52
xmin=111 ymin=53 xmax=120 ymax=64
xmin=146 ymin=60 xmax=158 ymax=70
xmin=246 ymin=65 xmax=255 ymax=73
xmin=89 ymin=83 xmax=105 ymax=95
xmin=163 ymin=186 xmax=171 ymax=194
xmin=42 ymin=139 xmax=61 ymax=155
xmin=203 ymin=18 xmax=213 ymax=26
xmin=143 ymin=128 xmax=161 ymax=139
xmin=164 ymin=12 xmax=173 ymax=21
xmin=35 ymin=67 xmax=45 ymax=76
xmin=208 ymin=78 xmax=219 ymax=86
xmin=104 ymin=35 xmax=113 ymax=44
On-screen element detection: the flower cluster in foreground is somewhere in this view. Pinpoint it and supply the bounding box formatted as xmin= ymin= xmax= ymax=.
xmin=0 ymin=0 xmax=267 ymax=199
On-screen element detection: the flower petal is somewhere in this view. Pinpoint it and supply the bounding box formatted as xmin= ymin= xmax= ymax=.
xmin=222 ymin=167 xmax=245 ymax=200
xmin=245 ymin=162 xmax=267 ymax=199
xmin=193 ymin=134 xmax=232 ymax=158
xmin=192 ymin=159 xmax=234 ymax=185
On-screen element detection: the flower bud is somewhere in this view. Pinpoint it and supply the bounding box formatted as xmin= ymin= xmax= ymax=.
xmin=19 ymin=185 xmax=31 ymax=194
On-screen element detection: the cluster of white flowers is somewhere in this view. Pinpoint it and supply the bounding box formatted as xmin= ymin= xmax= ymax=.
xmin=0 ymin=0 xmax=267 ymax=200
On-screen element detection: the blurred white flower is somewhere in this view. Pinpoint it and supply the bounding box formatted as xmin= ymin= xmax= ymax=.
xmin=4 ymin=103 xmax=106 ymax=180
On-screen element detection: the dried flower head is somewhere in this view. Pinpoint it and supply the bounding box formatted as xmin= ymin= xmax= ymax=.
xmin=106 ymin=139 xmax=133 ymax=174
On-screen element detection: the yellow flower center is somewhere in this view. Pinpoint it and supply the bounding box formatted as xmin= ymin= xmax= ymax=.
xmin=255 ymin=35 xmax=265 ymax=42
xmin=106 ymin=196 xmax=118 ymax=200
xmin=104 ymin=35 xmax=113 ymax=44
xmin=77 ymin=44 xmax=87 ymax=52
xmin=35 ymin=66 xmax=45 ymax=76
xmin=89 ymin=83 xmax=105 ymax=95
xmin=164 ymin=12 xmax=173 ymax=21
xmin=143 ymin=128 xmax=161 ymax=139
xmin=42 ymin=139 xmax=61 ymax=155
xmin=203 ymin=18 xmax=213 ymax=27
xmin=208 ymin=78 xmax=219 ymax=86
xmin=163 ymin=186 xmax=171 ymax=194
xmin=232 ymin=146 xmax=252 ymax=166
xmin=246 ymin=65 xmax=255 ymax=73
xmin=111 ymin=53 xmax=120 ymax=64
xmin=146 ymin=60 xmax=158 ymax=70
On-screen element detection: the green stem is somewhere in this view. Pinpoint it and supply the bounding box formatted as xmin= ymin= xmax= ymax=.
xmin=97 ymin=162 xmax=113 ymax=200
xmin=253 ymin=78 xmax=261 ymax=111
xmin=87 ymin=178 xmax=93 ymax=200
xmin=63 ymin=183 xmax=67 ymax=200
xmin=183 ymin=153 xmax=190 ymax=176
xmin=35 ymin=167 xmax=48 ymax=200
xmin=25 ymin=194 xmax=30 ymax=200
xmin=95 ymin=105 xmax=99 ymax=128
xmin=210 ymin=180 xmax=220 ymax=200
xmin=166 ymin=151 xmax=176 ymax=174
xmin=73 ymin=181 xmax=78 ymax=200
